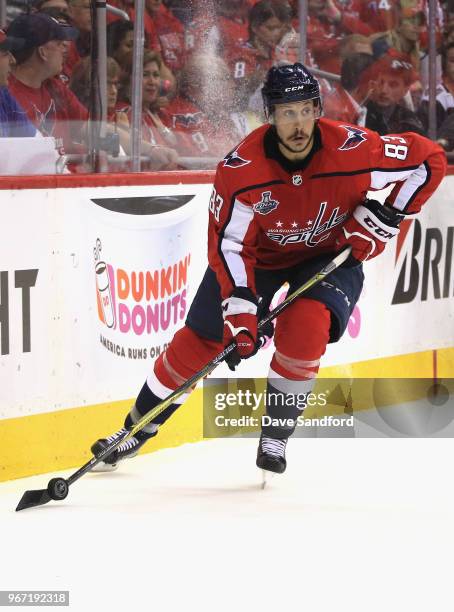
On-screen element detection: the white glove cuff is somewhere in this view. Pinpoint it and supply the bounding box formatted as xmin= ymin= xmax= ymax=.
xmin=353 ymin=204 xmax=400 ymax=243
xmin=222 ymin=296 xmax=257 ymax=318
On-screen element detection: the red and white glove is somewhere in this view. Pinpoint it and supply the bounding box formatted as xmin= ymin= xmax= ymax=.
xmin=336 ymin=199 xmax=403 ymax=267
xmin=222 ymin=288 xmax=258 ymax=368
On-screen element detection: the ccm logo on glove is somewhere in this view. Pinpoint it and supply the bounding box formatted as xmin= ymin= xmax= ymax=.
xmin=336 ymin=199 xmax=403 ymax=266
xmin=361 ymin=216 xmax=396 ymax=240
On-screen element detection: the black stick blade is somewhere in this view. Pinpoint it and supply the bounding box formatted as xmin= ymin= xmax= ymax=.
xmin=16 ymin=489 xmax=51 ymax=512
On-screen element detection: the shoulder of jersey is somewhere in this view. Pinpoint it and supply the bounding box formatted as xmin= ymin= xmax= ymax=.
xmin=319 ymin=117 xmax=378 ymax=148
xmin=217 ymin=124 xmax=270 ymax=176
xmin=317 ymin=117 xmax=379 ymax=172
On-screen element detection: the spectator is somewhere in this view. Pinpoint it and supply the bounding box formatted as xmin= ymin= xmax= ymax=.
xmin=64 ymin=0 xmax=91 ymax=77
xmin=107 ymin=20 xmax=176 ymax=106
xmin=164 ymin=0 xmax=194 ymax=27
xmin=69 ymin=55 xmax=178 ymax=168
xmin=7 ymin=13 xmax=89 ymax=153
xmin=187 ymin=0 xmax=250 ymax=54
xmin=418 ymin=42 xmax=454 ymax=131
xmin=166 ymin=53 xmax=261 ymax=158
xmin=340 ymin=33 xmax=373 ymax=59
xmin=114 ymin=50 xmax=180 ymax=167
xmin=361 ymin=0 xmax=396 ymax=33
xmin=38 ymin=5 xmax=72 ymax=22
xmin=67 ymin=0 xmax=91 ymax=34
xmin=370 ymin=2 xmax=424 ymax=71
xmin=323 ymin=52 xmax=377 ymax=125
xmin=225 ymin=0 xmax=292 ymax=108
xmin=69 ymin=56 xmax=128 ymax=122
xmin=362 ymin=51 xmax=426 ymax=134
xmin=105 ymin=0 xmax=161 ymax=52
xmin=145 ymin=0 xmax=186 ymax=74
xmin=0 ymin=29 xmax=37 ymax=137
xmin=107 ymin=20 xmax=135 ymax=101
xmin=445 ymin=24 xmax=454 ymax=46
xmin=435 ymin=108 xmax=454 ymax=150
xmin=307 ymin=0 xmax=373 ymax=73
xmin=29 ymin=0 xmax=71 ymax=20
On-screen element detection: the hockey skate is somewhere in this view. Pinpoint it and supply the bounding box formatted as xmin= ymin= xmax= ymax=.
xmin=91 ymin=428 xmax=151 ymax=472
xmin=256 ymin=435 xmax=288 ymax=487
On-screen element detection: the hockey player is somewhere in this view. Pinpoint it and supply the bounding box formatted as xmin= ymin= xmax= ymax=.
xmin=92 ymin=63 xmax=446 ymax=475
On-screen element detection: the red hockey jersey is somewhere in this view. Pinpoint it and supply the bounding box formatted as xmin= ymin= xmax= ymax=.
xmin=207 ymin=119 xmax=446 ymax=299
xmin=225 ymin=41 xmax=275 ymax=88
xmin=186 ymin=14 xmax=249 ymax=54
xmin=151 ymin=3 xmax=186 ymax=72
xmin=164 ymin=97 xmax=244 ymax=157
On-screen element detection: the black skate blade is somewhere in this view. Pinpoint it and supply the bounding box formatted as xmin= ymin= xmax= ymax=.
xmin=16 ymin=488 xmax=52 ymax=512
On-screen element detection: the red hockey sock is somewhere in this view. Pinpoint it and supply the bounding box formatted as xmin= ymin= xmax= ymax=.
xmin=271 ymin=298 xmax=330 ymax=379
xmin=131 ymin=326 xmax=223 ymax=431
xmin=155 ymin=325 xmax=223 ymax=390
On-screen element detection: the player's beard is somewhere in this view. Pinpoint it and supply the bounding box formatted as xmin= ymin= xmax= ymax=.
xmin=276 ymin=126 xmax=315 ymax=157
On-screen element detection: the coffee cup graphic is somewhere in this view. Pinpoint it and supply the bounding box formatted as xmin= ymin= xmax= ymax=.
xmin=88 ymin=191 xmax=208 ymax=365
xmin=95 ymin=261 xmax=116 ymax=329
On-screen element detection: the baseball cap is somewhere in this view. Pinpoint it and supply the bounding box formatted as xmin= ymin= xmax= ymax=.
xmin=7 ymin=13 xmax=79 ymax=50
xmin=360 ymin=51 xmax=418 ymax=87
xmin=0 ymin=28 xmax=26 ymax=52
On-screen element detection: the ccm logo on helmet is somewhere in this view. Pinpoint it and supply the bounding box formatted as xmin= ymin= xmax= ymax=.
xmin=284 ymin=85 xmax=306 ymax=92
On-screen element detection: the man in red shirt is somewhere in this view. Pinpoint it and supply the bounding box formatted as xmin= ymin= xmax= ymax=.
xmin=91 ymin=63 xmax=446 ymax=477
xmin=7 ymin=12 xmax=88 ymax=153
xmin=323 ymin=52 xmax=376 ymax=124
xmin=186 ymin=0 xmax=250 ymax=55
xmin=307 ymin=0 xmax=373 ymax=73
xmin=63 ymin=0 xmax=92 ymax=78
xmin=165 ymin=53 xmax=259 ymax=158
xmin=145 ymin=0 xmax=186 ymax=73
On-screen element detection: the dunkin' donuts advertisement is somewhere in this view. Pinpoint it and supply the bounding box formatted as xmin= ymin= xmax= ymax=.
xmin=88 ymin=193 xmax=204 ymax=365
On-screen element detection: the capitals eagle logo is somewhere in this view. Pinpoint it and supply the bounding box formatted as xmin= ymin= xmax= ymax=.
xmin=171 ymin=112 xmax=203 ymax=129
xmin=338 ymin=125 xmax=367 ymax=151
xmin=223 ymin=149 xmax=251 ymax=168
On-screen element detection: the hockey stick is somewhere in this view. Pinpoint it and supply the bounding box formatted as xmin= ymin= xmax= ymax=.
xmin=15 ymin=247 xmax=351 ymax=511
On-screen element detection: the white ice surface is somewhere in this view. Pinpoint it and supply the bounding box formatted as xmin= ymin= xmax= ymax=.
xmin=1 ymin=438 xmax=453 ymax=612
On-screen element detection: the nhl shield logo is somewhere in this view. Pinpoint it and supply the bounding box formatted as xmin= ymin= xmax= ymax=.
xmin=292 ymin=174 xmax=303 ymax=186
xmin=253 ymin=191 xmax=279 ymax=215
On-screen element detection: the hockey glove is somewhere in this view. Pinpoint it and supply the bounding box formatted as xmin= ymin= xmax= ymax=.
xmin=223 ymin=288 xmax=258 ymax=371
xmin=336 ymin=199 xmax=403 ymax=267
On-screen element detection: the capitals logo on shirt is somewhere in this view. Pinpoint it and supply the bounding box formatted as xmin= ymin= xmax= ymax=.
xmin=171 ymin=112 xmax=203 ymax=129
xmin=339 ymin=125 xmax=367 ymax=151
xmin=223 ymin=149 xmax=251 ymax=168
xmin=253 ymin=191 xmax=279 ymax=215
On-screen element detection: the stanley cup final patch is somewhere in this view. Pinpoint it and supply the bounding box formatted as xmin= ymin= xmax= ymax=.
xmin=253 ymin=191 xmax=279 ymax=215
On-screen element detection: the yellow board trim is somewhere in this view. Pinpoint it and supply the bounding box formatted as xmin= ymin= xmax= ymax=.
xmin=1 ymin=348 xmax=453 ymax=482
